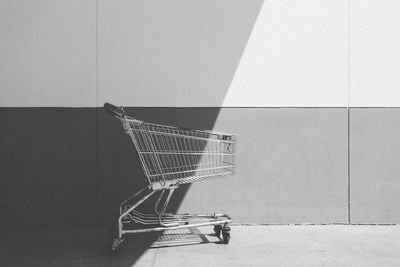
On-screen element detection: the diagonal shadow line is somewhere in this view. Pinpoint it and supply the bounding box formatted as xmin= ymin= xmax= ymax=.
xmin=96 ymin=2 xmax=265 ymax=265
xmin=0 ymin=2 xmax=266 ymax=266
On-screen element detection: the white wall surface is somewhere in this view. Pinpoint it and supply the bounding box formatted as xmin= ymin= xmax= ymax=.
xmin=349 ymin=0 xmax=400 ymax=107
xmin=1 ymin=0 xmax=400 ymax=107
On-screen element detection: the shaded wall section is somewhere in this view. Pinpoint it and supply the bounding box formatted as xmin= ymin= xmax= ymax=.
xmin=0 ymin=108 xmax=97 ymax=226
xmin=96 ymin=107 xmax=222 ymax=224
xmin=5 ymin=107 xmax=400 ymax=224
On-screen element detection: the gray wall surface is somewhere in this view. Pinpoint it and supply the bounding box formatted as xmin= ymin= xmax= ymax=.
xmin=176 ymin=108 xmax=348 ymax=223
xmin=0 ymin=0 xmax=96 ymax=107
xmin=2 ymin=107 xmax=400 ymax=225
xmin=1 ymin=0 xmax=400 ymax=225
xmin=0 ymin=107 xmax=350 ymax=226
xmin=97 ymin=0 xmax=263 ymax=107
xmin=350 ymin=109 xmax=400 ymax=224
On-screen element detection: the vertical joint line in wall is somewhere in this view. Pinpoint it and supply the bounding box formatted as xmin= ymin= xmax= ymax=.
xmin=347 ymin=0 xmax=351 ymax=225
xmin=95 ymin=0 xmax=99 ymax=222
xmin=347 ymin=108 xmax=351 ymax=224
xmin=347 ymin=0 xmax=351 ymax=108
xmin=95 ymin=0 xmax=99 ymax=106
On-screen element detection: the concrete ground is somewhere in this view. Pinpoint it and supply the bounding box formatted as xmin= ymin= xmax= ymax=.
xmin=1 ymin=225 xmax=400 ymax=267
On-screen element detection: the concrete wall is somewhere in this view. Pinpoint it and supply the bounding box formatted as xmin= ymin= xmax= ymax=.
xmin=1 ymin=0 xmax=400 ymax=225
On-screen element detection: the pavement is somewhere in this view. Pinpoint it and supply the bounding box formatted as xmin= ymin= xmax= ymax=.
xmin=2 ymin=225 xmax=400 ymax=267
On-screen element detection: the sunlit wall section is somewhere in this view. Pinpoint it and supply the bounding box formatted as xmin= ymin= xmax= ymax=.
xmin=349 ymin=0 xmax=400 ymax=107
xmin=222 ymin=0 xmax=348 ymax=107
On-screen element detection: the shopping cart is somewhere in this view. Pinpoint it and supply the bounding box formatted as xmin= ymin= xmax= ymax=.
xmin=104 ymin=103 xmax=237 ymax=253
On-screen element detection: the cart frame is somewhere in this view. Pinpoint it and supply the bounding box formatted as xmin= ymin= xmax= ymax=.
xmin=104 ymin=103 xmax=237 ymax=252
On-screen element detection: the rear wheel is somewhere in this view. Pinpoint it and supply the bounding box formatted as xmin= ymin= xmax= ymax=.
xmin=222 ymin=226 xmax=231 ymax=244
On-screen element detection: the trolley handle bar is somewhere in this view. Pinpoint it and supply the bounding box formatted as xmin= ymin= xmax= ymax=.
xmin=104 ymin=102 xmax=126 ymax=119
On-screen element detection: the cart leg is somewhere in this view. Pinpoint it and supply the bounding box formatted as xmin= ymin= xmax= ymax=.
xmin=158 ymin=187 xmax=179 ymax=227
xmin=109 ymin=223 xmax=124 ymax=254
xmin=214 ymin=224 xmax=222 ymax=238
xmin=109 ymin=189 xmax=156 ymax=254
xmin=154 ymin=189 xmax=166 ymax=215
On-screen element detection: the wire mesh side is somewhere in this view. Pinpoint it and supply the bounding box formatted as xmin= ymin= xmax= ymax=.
xmin=124 ymin=119 xmax=236 ymax=188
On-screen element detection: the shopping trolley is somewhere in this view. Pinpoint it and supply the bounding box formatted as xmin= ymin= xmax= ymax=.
xmin=104 ymin=103 xmax=237 ymax=252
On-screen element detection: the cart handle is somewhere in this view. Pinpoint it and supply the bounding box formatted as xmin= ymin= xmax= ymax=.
xmin=104 ymin=102 xmax=126 ymax=119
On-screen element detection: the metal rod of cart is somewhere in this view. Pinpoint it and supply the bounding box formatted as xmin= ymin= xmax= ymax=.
xmin=104 ymin=103 xmax=237 ymax=253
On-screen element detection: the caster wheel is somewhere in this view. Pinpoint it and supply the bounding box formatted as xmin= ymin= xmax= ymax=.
xmin=214 ymin=225 xmax=222 ymax=238
xmin=222 ymin=226 xmax=231 ymax=244
xmin=222 ymin=232 xmax=230 ymax=244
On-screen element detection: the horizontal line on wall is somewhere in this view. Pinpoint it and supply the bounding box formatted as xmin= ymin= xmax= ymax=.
xmin=347 ymin=106 xmax=400 ymax=109
xmin=0 ymin=106 xmax=96 ymax=110
xmin=1 ymin=106 xmax=400 ymax=109
xmin=129 ymin=106 xmax=350 ymax=109
xmin=232 ymin=223 xmax=399 ymax=226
